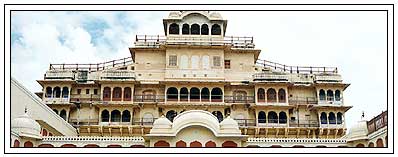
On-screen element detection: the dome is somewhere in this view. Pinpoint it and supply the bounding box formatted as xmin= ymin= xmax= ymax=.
xmin=219 ymin=116 xmax=241 ymax=134
xmin=346 ymin=120 xmax=368 ymax=141
xmin=209 ymin=12 xmax=222 ymax=19
xmin=152 ymin=115 xmax=172 ymax=128
xmin=168 ymin=11 xmax=180 ymax=18
xmin=172 ymin=110 xmax=220 ymax=135
xmin=11 ymin=113 xmax=41 ymax=139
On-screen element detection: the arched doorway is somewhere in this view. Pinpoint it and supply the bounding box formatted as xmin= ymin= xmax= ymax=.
xmin=356 ymin=143 xmax=365 ymax=147
xmin=107 ymin=144 xmax=122 ymax=147
xmin=154 ymin=140 xmax=170 ymax=147
xmin=190 ymin=141 xmax=202 ymax=147
xmin=176 ymin=140 xmax=187 ymax=147
xmin=23 ymin=141 xmax=33 ymax=147
xmin=222 ymin=141 xmax=237 ymax=147
xmin=205 ymin=141 xmax=216 ymax=147
xmin=61 ymin=144 xmax=77 ymax=147
xmin=38 ymin=144 xmax=54 ymax=147
xmin=84 ymin=144 xmax=100 ymax=147
xmin=13 ymin=139 xmax=20 ymax=147
xmin=376 ymin=138 xmax=384 ymax=147
xmin=368 ymin=142 xmax=374 ymax=147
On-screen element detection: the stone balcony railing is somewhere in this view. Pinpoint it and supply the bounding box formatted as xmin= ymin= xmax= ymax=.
xmin=44 ymin=70 xmax=75 ymax=80
xmin=314 ymin=74 xmax=343 ymax=83
xmin=253 ymin=73 xmax=289 ymax=82
xmin=100 ymin=70 xmax=135 ymax=80
xmin=247 ymin=138 xmax=347 ymax=144
xmin=42 ymin=136 xmax=145 ymax=142
xmin=43 ymin=97 xmax=70 ymax=104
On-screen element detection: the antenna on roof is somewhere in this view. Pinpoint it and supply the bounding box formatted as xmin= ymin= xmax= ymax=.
xmin=361 ymin=111 xmax=365 ymax=120
xmin=24 ymin=106 xmax=27 ymax=113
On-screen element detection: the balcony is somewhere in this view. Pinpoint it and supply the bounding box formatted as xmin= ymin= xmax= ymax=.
xmin=100 ymin=70 xmax=135 ymax=80
xmin=70 ymin=94 xmax=101 ymax=103
xmin=314 ymin=74 xmax=343 ymax=83
xmin=256 ymin=59 xmax=338 ymax=74
xmin=99 ymin=118 xmax=157 ymax=126
xmin=235 ymin=119 xmax=256 ymax=127
xmin=234 ymin=119 xmax=320 ymax=128
xmin=43 ymin=97 xmax=70 ymax=104
xmin=49 ymin=57 xmax=133 ymax=72
xmin=289 ymin=120 xmax=320 ymax=127
xmin=69 ymin=119 xmax=99 ymax=127
xmin=224 ymin=96 xmax=255 ymax=103
xmin=134 ymin=35 xmax=255 ymax=49
xmin=44 ymin=70 xmax=74 ymax=80
xmin=133 ymin=95 xmax=165 ymax=103
xmin=253 ymin=73 xmax=289 ymax=82
xmin=288 ymin=97 xmax=318 ymax=105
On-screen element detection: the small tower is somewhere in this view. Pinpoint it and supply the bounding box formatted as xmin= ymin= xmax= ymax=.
xmin=162 ymin=11 xmax=227 ymax=38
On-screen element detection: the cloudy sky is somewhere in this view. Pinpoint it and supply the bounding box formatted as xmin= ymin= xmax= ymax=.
xmin=10 ymin=11 xmax=387 ymax=129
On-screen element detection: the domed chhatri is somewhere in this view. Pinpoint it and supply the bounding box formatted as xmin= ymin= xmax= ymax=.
xmin=11 ymin=112 xmax=42 ymax=139
xmin=346 ymin=120 xmax=369 ymax=141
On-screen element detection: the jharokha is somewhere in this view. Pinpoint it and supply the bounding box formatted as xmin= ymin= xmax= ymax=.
xmin=11 ymin=11 xmax=387 ymax=148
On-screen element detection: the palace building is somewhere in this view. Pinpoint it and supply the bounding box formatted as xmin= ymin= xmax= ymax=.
xmin=10 ymin=11 xmax=387 ymax=148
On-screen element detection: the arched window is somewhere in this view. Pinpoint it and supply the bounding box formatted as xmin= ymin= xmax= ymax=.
xmin=142 ymin=113 xmax=154 ymax=125
xmin=267 ymin=88 xmax=277 ymax=102
xmin=319 ymin=89 xmax=326 ymax=101
xmin=327 ymin=90 xmax=334 ymax=101
xmin=123 ymin=87 xmax=131 ymax=101
xmin=258 ymin=111 xmax=266 ymax=123
xmin=107 ymin=144 xmax=122 ymax=148
xmin=24 ymin=141 xmax=33 ymax=147
xmin=368 ymin=142 xmax=374 ymax=147
xmin=202 ymin=55 xmax=210 ymax=69
xmin=212 ymin=111 xmax=223 ymax=122
xmin=180 ymin=87 xmax=189 ymax=101
xmin=122 ymin=110 xmax=131 ymax=122
xmin=328 ymin=112 xmax=336 ymax=124
xmin=191 ymin=55 xmax=199 ymax=69
xmin=101 ymin=110 xmax=109 ymax=122
xmin=62 ymin=87 xmax=69 ymax=98
xmin=356 ymin=143 xmax=365 ymax=147
xmin=191 ymin=24 xmax=200 ymax=35
xmin=279 ymin=111 xmax=287 ymax=124
xmin=201 ymin=24 xmax=209 ymax=35
xmin=38 ymin=144 xmax=54 ymax=147
xmin=42 ymin=129 xmax=48 ymax=136
xmin=376 ymin=138 xmax=384 ymax=147
xmin=169 ymin=23 xmax=179 ymax=35
xmin=103 ymin=87 xmax=111 ymax=101
xmin=112 ymin=87 xmax=122 ymax=101
xmin=211 ymin=87 xmax=223 ymax=102
xmin=176 ymin=140 xmax=187 ymax=147
xmin=257 ymin=88 xmax=265 ymax=102
xmin=53 ymin=109 xmax=58 ymax=114
xmin=46 ymin=87 xmax=52 ymax=98
xmin=142 ymin=89 xmax=156 ymax=102
xmin=320 ymin=112 xmax=327 ymax=124
xmin=166 ymin=87 xmax=178 ymax=101
xmin=222 ymin=141 xmax=237 ymax=147
xmin=233 ymin=91 xmax=247 ymax=102
xmin=211 ymin=24 xmax=221 ymax=35
xmin=166 ymin=110 xmax=177 ymax=122
xmin=268 ymin=111 xmax=278 ymax=123
xmin=154 ymin=140 xmax=170 ymax=147
xmin=190 ymin=141 xmax=202 ymax=147
xmin=278 ymin=89 xmax=286 ymax=103
xmin=61 ymin=144 xmax=76 ymax=147
xmin=84 ymin=144 xmax=99 ymax=147
xmin=335 ymin=90 xmax=341 ymax=101
xmin=182 ymin=24 xmax=189 ymax=34
xmin=111 ymin=110 xmax=121 ymax=122
xmin=13 ymin=139 xmax=20 ymax=147
xmin=201 ymin=87 xmax=210 ymax=102
xmin=190 ymin=87 xmax=200 ymax=101
xmin=180 ymin=55 xmax=188 ymax=69
xmin=337 ymin=112 xmax=343 ymax=124
xmin=53 ymin=86 xmax=61 ymax=98
xmin=60 ymin=109 xmax=67 ymax=121
xmin=205 ymin=141 xmax=216 ymax=147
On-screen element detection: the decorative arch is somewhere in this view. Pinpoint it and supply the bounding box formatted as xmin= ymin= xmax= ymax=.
xmin=190 ymin=141 xmax=202 ymax=147
xmin=111 ymin=110 xmax=121 ymax=122
xmin=368 ymin=142 xmax=374 ymax=147
xmin=267 ymin=88 xmax=277 ymax=102
xmin=222 ymin=141 xmax=237 ymax=147
xmin=112 ymin=87 xmax=122 ymax=101
xmin=327 ymin=90 xmax=334 ymax=101
xmin=328 ymin=112 xmax=336 ymax=124
xmin=205 ymin=141 xmax=216 ymax=147
xmin=182 ymin=24 xmax=190 ymax=34
xmin=279 ymin=111 xmax=287 ymax=124
xmin=142 ymin=113 xmax=154 ymax=125
xmin=258 ymin=111 xmax=266 ymax=123
xmin=233 ymin=90 xmax=247 ymax=102
xmin=84 ymin=144 xmax=99 ymax=147
xmin=278 ymin=88 xmax=286 ymax=103
xmin=166 ymin=87 xmax=178 ymax=101
xmin=61 ymin=144 xmax=77 ymax=147
xmin=123 ymin=87 xmax=132 ymax=101
xmin=257 ymin=88 xmax=265 ymax=102
xmin=201 ymin=24 xmax=209 ymax=35
xmin=190 ymin=87 xmax=200 ymax=101
xmin=42 ymin=129 xmax=48 ymax=136
xmin=169 ymin=23 xmax=179 ymax=35
xmin=154 ymin=140 xmax=170 ymax=147
xmin=201 ymin=87 xmax=210 ymax=102
xmin=320 ymin=112 xmax=327 ymax=124
xmin=268 ymin=111 xmax=278 ymax=123
xmin=38 ymin=144 xmax=54 ymax=147
xmin=337 ymin=112 xmax=343 ymax=124
xmin=101 ymin=110 xmax=110 ymax=122
xmin=46 ymin=87 xmax=52 ymax=98
xmin=60 ymin=110 xmax=67 ymax=121
xmin=122 ymin=110 xmax=131 ymax=122
xmin=176 ymin=140 xmax=187 ymax=147
xmin=53 ymin=86 xmax=61 ymax=98
xmin=107 ymin=144 xmax=122 ymax=147
xmin=191 ymin=55 xmax=200 ymax=69
xmin=356 ymin=143 xmax=365 ymax=147
xmin=13 ymin=139 xmax=20 ymax=147
xmin=180 ymin=87 xmax=189 ymax=101
xmin=191 ymin=24 xmax=200 ymax=35
xmin=335 ymin=90 xmax=341 ymax=101
xmin=211 ymin=24 xmax=221 ymax=35
xmin=24 ymin=141 xmax=33 ymax=147
xmin=211 ymin=87 xmax=223 ymax=102
xmin=103 ymin=87 xmax=111 ymax=101
xmin=142 ymin=89 xmax=156 ymax=102
xmin=62 ymin=87 xmax=69 ymax=98
xmin=319 ymin=89 xmax=326 ymax=101
xmin=376 ymin=138 xmax=384 ymax=147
